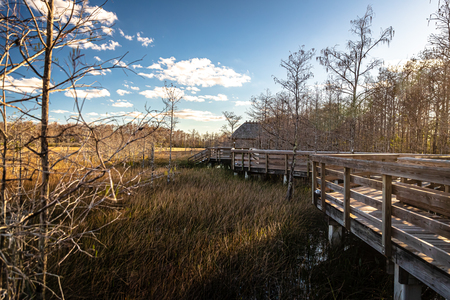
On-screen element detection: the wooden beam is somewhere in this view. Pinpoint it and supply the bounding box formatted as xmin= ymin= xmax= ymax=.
xmin=265 ymin=153 xmax=269 ymax=173
xmin=344 ymin=167 xmax=351 ymax=230
xmin=232 ymin=151 xmax=235 ymax=170
xmin=311 ymin=155 xmax=450 ymax=186
xmin=382 ymin=174 xmax=392 ymax=258
xmin=321 ymin=163 xmax=326 ymax=212
xmin=312 ymin=161 xmax=317 ymax=205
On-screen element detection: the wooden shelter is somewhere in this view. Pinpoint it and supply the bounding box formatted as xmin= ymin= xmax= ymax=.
xmin=231 ymin=121 xmax=261 ymax=148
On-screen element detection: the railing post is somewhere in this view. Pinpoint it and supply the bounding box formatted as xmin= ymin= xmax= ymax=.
xmin=284 ymin=154 xmax=288 ymax=175
xmin=232 ymin=151 xmax=235 ymax=171
xmin=242 ymin=152 xmax=244 ymax=171
xmin=312 ymin=161 xmax=317 ymax=205
xmin=344 ymin=167 xmax=351 ymax=230
xmin=321 ymin=162 xmax=326 ymax=212
xmin=382 ymin=174 xmax=392 ymax=258
xmin=265 ymin=153 xmax=269 ymax=173
xmin=248 ymin=152 xmax=251 ymax=172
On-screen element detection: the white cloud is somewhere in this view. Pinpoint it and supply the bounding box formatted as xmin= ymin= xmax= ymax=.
xmin=101 ymin=26 xmax=114 ymax=36
xmin=51 ymin=109 xmax=69 ymax=114
xmin=72 ymin=40 xmax=121 ymax=51
xmin=132 ymin=64 xmax=144 ymax=69
xmin=112 ymin=100 xmax=133 ymax=108
xmin=30 ymin=0 xmax=118 ymax=27
xmin=200 ymin=94 xmax=228 ymax=101
xmin=138 ymin=72 xmax=155 ymax=79
xmin=235 ymin=101 xmax=251 ymax=106
xmin=88 ymin=68 xmax=111 ymax=76
xmin=183 ymin=95 xmax=204 ymax=102
xmin=94 ymin=56 xmax=102 ymax=61
xmin=86 ymin=112 xmax=99 ymax=116
xmin=2 ymin=76 xmax=44 ymax=94
xmin=64 ymin=88 xmax=110 ymax=99
xmin=112 ymin=59 xmax=128 ymax=68
xmin=118 ymin=28 xmax=134 ymax=41
xmin=175 ymin=109 xmax=225 ymax=122
xmin=140 ymin=86 xmax=175 ymax=99
xmin=116 ymin=89 xmax=131 ymax=96
xmin=136 ymin=32 xmax=154 ymax=47
xmin=147 ymin=57 xmax=250 ymax=87
xmin=130 ymin=86 xmax=140 ymax=91
xmin=147 ymin=63 xmax=162 ymax=70
xmin=186 ymin=86 xmax=201 ymax=92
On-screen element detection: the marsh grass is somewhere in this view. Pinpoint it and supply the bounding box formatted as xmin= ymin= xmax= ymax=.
xmin=50 ymin=158 xmax=398 ymax=299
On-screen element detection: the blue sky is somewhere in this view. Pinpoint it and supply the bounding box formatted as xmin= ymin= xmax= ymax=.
xmin=31 ymin=0 xmax=440 ymax=133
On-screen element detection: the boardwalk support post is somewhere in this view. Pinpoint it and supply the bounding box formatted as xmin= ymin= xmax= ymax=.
xmin=394 ymin=264 xmax=421 ymax=300
xmin=343 ymin=167 xmax=351 ymax=230
xmin=382 ymin=174 xmax=392 ymax=258
xmin=312 ymin=161 xmax=318 ymax=205
xmin=328 ymin=218 xmax=342 ymax=246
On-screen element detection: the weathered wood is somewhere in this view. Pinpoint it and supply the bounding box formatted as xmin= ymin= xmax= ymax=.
xmin=312 ymin=155 xmax=450 ymax=186
xmin=321 ymin=163 xmax=326 ymax=212
xmin=312 ymin=161 xmax=318 ymax=206
xmin=320 ymin=193 xmax=450 ymax=298
xmin=231 ymin=151 xmax=235 ymax=170
xmin=265 ymin=154 xmax=268 ymax=173
xmin=325 ymin=167 xmax=450 ymax=217
xmin=344 ymin=167 xmax=351 ymax=230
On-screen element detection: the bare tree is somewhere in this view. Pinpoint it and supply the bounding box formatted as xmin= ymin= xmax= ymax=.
xmin=317 ymin=5 xmax=393 ymax=153
xmin=0 ymin=1 xmax=162 ymax=298
xmin=273 ymin=46 xmax=315 ymax=201
xmin=162 ymin=82 xmax=182 ymax=183
xmin=221 ymin=111 xmax=242 ymax=146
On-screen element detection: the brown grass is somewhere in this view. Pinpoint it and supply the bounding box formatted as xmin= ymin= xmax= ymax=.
xmin=53 ymin=167 xmax=328 ymax=299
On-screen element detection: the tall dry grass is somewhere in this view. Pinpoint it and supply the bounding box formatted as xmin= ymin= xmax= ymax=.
xmin=52 ymin=167 xmax=328 ymax=299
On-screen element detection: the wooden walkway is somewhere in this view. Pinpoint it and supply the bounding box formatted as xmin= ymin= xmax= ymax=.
xmin=311 ymin=153 xmax=450 ymax=298
xmin=189 ymin=148 xmax=450 ymax=298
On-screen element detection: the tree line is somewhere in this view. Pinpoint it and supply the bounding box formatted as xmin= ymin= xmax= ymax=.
xmin=248 ymin=2 xmax=450 ymax=155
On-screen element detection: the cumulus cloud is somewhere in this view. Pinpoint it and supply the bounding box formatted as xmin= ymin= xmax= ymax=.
xmin=2 ymin=76 xmax=45 ymax=94
xmin=72 ymin=40 xmax=120 ymax=51
xmin=94 ymin=56 xmax=102 ymax=61
xmin=147 ymin=63 xmax=162 ymax=70
xmin=64 ymin=88 xmax=110 ymax=99
xmin=88 ymin=68 xmax=111 ymax=76
xmin=30 ymin=0 xmax=118 ymax=27
xmin=186 ymin=86 xmax=201 ymax=92
xmin=136 ymin=32 xmax=154 ymax=47
xmin=138 ymin=72 xmax=155 ymax=79
xmin=116 ymin=89 xmax=131 ymax=96
xmin=112 ymin=100 xmax=133 ymax=108
xmin=235 ymin=101 xmax=251 ymax=106
xmin=144 ymin=57 xmax=251 ymax=87
xmin=139 ymin=86 xmax=177 ymax=99
xmin=51 ymin=109 xmax=69 ymax=114
xmin=118 ymin=28 xmax=134 ymax=41
xmin=86 ymin=112 xmax=99 ymax=116
xmin=130 ymin=86 xmax=140 ymax=91
xmin=175 ymin=109 xmax=225 ymax=122
xmin=112 ymin=59 xmax=128 ymax=68
xmin=132 ymin=64 xmax=144 ymax=69
xmin=101 ymin=26 xmax=114 ymax=36
xmin=183 ymin=95 xmax=204 ymax=102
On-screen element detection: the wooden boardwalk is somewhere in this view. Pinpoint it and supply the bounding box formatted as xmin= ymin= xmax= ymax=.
xmin=311 ymin=153 xmax=450 ymax=298
xmin=190 ymin=148 xmax=450 ymax=298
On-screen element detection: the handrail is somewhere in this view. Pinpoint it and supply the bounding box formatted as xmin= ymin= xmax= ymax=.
xmin=310 ymin=154 xmax=450 ymax=271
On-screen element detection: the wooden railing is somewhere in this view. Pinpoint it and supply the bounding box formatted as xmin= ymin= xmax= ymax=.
xmin=188 ymin=147 xmax=232 ymax=164
xmin=231 ymin=149 xmax=321 ymax=175
xmin=310 ymin=154 xmax=450 ymax=279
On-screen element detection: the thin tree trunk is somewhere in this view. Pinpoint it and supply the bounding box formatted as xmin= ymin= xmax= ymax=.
xmin=38 ymin=1 xmax=54 ymax=298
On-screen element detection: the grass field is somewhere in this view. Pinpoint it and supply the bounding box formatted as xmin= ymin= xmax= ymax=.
xmin=47 ymin=152 xmax=401 ymax=299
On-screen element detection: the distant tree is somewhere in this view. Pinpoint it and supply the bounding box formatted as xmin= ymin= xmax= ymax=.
xmin=272 ymin=46 xmax=315 ymax=200
xmin=162 ymin=83 xmax=182 ymax=183
xmin=317 ymin=5 xmax=394 ymax=153
xmin=221 ymin=111 xmax=242 ymax=144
